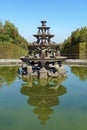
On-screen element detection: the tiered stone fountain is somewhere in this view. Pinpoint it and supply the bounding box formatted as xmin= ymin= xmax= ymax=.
xmin=20 ymin=21 xmax=67 ymax=78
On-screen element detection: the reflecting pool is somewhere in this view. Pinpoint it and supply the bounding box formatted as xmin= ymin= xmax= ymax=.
xmin=0 ymin=65 xmax=87 ymax=130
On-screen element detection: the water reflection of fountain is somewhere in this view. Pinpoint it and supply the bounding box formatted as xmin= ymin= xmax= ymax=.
xmin=20 ymin=77 xmax=67 ymax=124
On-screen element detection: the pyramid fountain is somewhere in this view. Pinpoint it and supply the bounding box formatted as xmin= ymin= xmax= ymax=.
xmin=20 ymin=21 xmax=67 ymax=78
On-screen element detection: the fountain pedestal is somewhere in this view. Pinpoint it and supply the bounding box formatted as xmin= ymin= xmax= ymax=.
xmin=39 ymin=67 xmax=48 ymax=78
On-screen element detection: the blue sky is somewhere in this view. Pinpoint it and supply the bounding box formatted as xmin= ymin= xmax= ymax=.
xmin=0 ymin=0 xmax=87 ymax=43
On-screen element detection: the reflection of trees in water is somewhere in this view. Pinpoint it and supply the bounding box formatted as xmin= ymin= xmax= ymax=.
xmin=0 ymin=66 xmax=19 ymax=86
xmin=0 ymin=77 xmax=4 ymax=87
xmin=20 ymin=77 xmax=67 ymax=124
xmin=71 ymin=66 xmax=87 ymax=81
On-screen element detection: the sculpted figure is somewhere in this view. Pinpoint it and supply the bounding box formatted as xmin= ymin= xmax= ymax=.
xmin=38 ymin=47 xmax=49 ymax=58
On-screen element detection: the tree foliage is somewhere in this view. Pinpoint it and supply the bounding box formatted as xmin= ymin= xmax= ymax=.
xmin=61 ymin=26 xmax=87 ymax=54
xmin=0 ymin=20 xmax=28 ymax=49
xmin=63 ymin=27 xmax=87 ymax=45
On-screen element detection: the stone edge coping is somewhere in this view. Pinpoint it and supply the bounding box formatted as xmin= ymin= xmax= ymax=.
xmin=0 ymin=59 xmax=87 ymax=66
xmin=0 ymin=59 xmax=22 ymax=66
xmin=65 ymin=59 xmax=87 ymax=65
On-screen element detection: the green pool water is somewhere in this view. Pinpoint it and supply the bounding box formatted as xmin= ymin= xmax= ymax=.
xmin=0 ymin=65 xmax=87 ymax=130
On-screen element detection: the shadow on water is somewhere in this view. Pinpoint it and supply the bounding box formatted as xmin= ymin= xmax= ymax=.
xmin=20 ymin=77 xmax=67 ymax=124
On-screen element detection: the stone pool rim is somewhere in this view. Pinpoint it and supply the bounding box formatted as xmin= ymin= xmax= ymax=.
xmin=0 ymin=59 xmax=87 ymax=66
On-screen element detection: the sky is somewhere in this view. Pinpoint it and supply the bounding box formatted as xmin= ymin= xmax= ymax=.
xmin=0 ymin=0 xmax=87 ymax=44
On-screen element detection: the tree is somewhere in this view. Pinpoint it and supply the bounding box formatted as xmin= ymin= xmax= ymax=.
xmin=4 ymin=20 xmax=18 ymax=43
xmin=0 ymin=20 xmax=28 ymax=49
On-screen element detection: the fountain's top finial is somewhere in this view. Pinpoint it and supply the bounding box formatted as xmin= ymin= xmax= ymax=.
xmin=41 ymin=21 xmax=47 ymax=26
